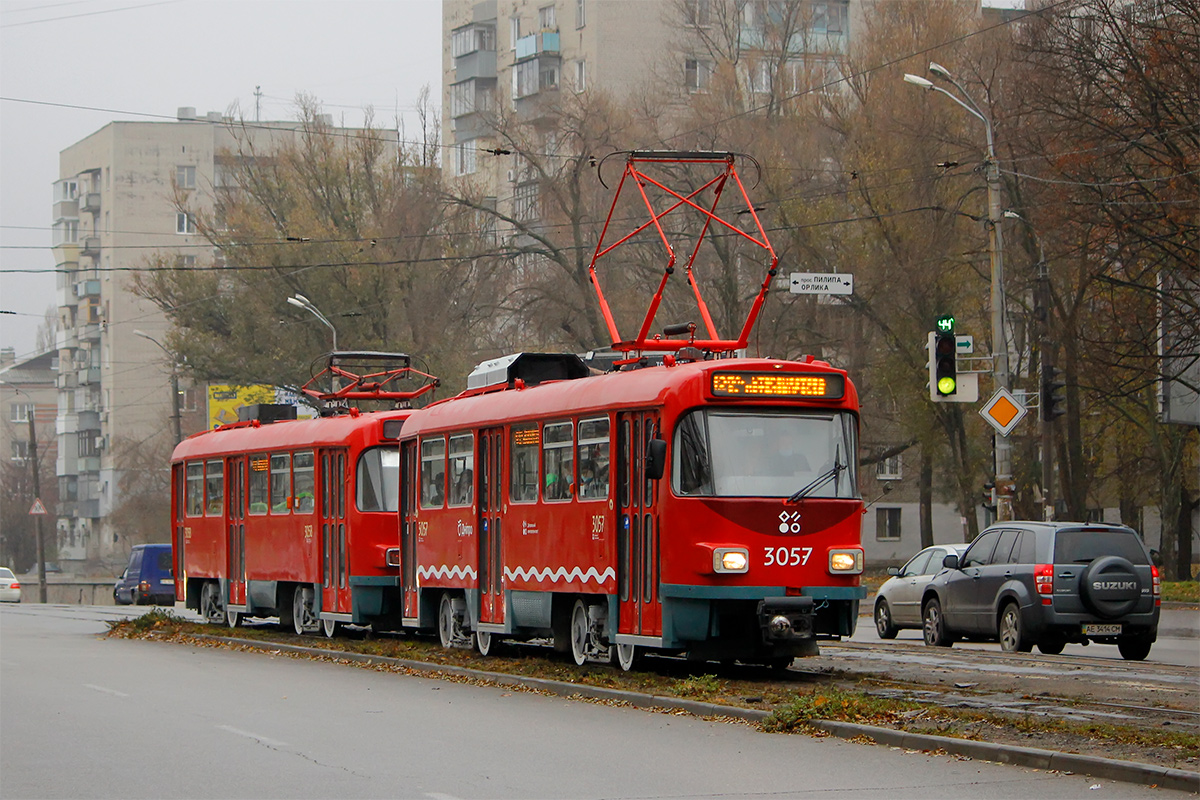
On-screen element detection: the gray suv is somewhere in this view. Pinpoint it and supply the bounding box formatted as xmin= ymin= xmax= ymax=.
xmin=921 ymin=522 xmax=1161 ymax=660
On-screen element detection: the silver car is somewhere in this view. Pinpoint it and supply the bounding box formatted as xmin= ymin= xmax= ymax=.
xmin=874 ymin=544 xmax=968 ymax=638
xmin=0 ymin=567 xmax=21 ymax=603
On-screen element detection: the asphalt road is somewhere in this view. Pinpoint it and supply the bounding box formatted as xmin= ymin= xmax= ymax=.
xmin=2 ymin=604 xmax=1195 ymax=799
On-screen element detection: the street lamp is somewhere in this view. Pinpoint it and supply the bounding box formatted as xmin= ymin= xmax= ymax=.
xmin=905 ymin=62 xmax=1013 ymax=522
xmin=287 ymin=294 xmax=338 ymax=352
xmin=133 ymin=330 xmax=182 ymax=447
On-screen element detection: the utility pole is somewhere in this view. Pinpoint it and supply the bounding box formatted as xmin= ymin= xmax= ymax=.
xmin=28 ymin=405 xmax=47 ymax=603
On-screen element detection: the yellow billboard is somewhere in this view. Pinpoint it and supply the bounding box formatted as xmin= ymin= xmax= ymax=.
xmin=206 ymin=385 xmax=276 ymax=429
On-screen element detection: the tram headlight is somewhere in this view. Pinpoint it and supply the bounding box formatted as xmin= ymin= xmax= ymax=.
xmin=828 ymin=549 xmax=863 ymax=574
xmin=713 ymin=548 xmax=749 ymax=573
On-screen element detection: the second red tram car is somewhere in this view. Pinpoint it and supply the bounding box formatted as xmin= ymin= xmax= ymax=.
xmin=172 ymin=355 xmax=432 ymax=635
xmin=399 ymin=351 xmax=866 ymax=668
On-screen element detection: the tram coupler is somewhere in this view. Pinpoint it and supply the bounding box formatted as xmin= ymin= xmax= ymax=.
xmin=757 ymin=596 xmax=815 ymax=642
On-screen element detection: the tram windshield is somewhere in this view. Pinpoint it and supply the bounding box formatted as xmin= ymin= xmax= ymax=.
xmin=357 ymin=446 xmax=400 ymax=512
xmin=672 ymin=409 xmax=858 ymax=499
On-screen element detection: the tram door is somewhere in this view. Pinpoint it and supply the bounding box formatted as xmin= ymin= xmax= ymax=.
xmin=226 ymin=456 xmax=246 ymax=608
xmin=320 ymin=449 xmax=348 ymax=615
xmin=400 ymin=440 xmax=419 ymax=620
xmin=477 ymin=428 xmax=505 ymax=626
xmin=172 ymin=465 xmax=185 ymax=601
xmin=616 ymin=411 xmax=662 ymax=638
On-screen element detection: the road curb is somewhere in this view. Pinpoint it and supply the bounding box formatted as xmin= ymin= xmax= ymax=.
xmin=198 ymin=633 xmax=1199 ymax=792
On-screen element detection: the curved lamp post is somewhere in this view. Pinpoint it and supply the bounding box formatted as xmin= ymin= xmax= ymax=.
xmin=905 ymin=62 xmax=1013 ymax=522
xmin=287 ymin=294 xmax=338 ymax=352
xmin=133 ymin=330 xmax=182 ymax=447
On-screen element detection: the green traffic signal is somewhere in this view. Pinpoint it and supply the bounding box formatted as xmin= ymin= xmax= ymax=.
xmin=937 ymin=375 xmax=957 ymax=394
xmin=936 ymin=314 xmax=955 ymax=333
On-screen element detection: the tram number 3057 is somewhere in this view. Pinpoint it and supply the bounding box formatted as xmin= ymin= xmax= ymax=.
xmin=763 ymin=546 xmax=814 ymax=567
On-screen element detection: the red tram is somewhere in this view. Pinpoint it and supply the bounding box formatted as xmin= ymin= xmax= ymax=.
xmin=171 ymin=354 xmax=435 ymax=635
xmin=397 ymin=151 xmax=866 ymax=668
xmin=400 ymin=350 xmax=865 ymax=668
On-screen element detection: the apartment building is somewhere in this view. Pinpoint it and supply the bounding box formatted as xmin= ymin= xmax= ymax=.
xmin=50 ymin=109 xmax=332 ymax=569
xmin=0 ymin=348 xmax=58 ymax=571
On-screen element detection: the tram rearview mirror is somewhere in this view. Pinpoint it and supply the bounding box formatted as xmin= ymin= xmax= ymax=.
xmin=646 ymin=438 xmax=667 ymax=481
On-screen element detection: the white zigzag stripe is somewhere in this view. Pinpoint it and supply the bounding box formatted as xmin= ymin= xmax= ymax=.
xmin=417 ymin=564 xmax=478 ymax=581
xmin=503 ymin=565 xmax=616 ymax=585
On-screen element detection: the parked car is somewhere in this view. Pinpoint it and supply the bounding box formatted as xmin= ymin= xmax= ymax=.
xmin=874 ymin=544 xmax=969 ymax=638
xmin=113 ymin=544 xmax=175 ymax=606
xmin=0 ymin=567 xmax=20 ymax=603
xmin=920 ymin=522 xmax=1160 ymax=660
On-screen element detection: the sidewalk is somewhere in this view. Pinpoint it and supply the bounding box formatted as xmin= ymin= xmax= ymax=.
xmin=1158 ymin=602 xmax=1199 ymax=638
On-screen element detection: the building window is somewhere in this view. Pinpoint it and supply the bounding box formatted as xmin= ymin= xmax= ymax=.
xmin=510 ymin=16 xmax=520 ymax=48
xmin=513 ymin=181 xmax=540 ymax=222
xmin=9 ymin=402 xmax=32 ymax=423
xmin=576 ymin=0 xmax=585 ymax=27
xmin=875 ymin=507 xmax=901 ymax=541
xmin=538 ymin=5 xmax=556 ymax=29
xmin=685 ymin=58 xmax=712 ymax=92
xmin=52 ymin=219 xmax=78 ymax=246
xmin=176 ymin=212 xmax=196 ymax=234
xmin=685 ymin=0 xmax=711 ymax=26
xmin=513 ymin=59 xmax=539 ymax=98
xmin=10 ymin=440 xmax=30 ymax=461
xmin=78 ymin=431 xmax=99 ymax=458
xmin=574 ymin=59 xmax=587 ymax=91
xmin=176 ymin=165 xmax=196 ymax=189
xmin=54 ymin=179 xmax=78 ymax=202
xmin=455 ymin=142 xmax=477 ymax=176
xmin=452 ymin=24 xmax=495 ymax=57
xmin=876 ymin=454 xmax=902 ymax=481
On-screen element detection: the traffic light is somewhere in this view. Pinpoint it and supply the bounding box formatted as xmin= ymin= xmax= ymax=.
xmin=927 ymin=316 xmax=958 ymax=400
xmin=1041 ymin=366 xmax=1066 ymax=421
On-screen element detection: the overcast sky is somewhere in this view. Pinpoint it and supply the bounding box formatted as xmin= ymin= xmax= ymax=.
xmin=0 ymin=0 xmax=443 ymax=361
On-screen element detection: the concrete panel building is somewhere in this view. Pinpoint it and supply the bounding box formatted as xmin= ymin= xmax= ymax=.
xmin=50 ymin=110 xmax=334 ymax=570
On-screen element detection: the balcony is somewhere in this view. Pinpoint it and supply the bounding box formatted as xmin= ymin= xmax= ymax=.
xmin=77 ymin=410 xmax=101 ymax=431
xmin=515 ymin=31 xmax=559 ymax=59
xmin=80 ymin=192 xmax=100 ymax=212
xmin=79 ymin=456 xmax=101 ymax=474
xmin=80 ymin=324 xmax=101 ymax=343
xmin=56 ymin=370 xmax=78 ymax=390
xmin=456 ymin=48 xmax=497 ymax=81
xmin=77 ymin=367 xmax=101 ymax=385
xmin=74 ymin=279 xmax=101 ymax=298
xmin=81 ymin=236 xmax=100 ymax=256
xmin=53 ymin=199 xmax=79 ymax=220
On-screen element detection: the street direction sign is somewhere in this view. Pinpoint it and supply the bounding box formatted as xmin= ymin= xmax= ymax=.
xmin=980 ymin=388 xmax=1027 ymax=436
xmin=789 ymin=272 xmax=853 ymax=295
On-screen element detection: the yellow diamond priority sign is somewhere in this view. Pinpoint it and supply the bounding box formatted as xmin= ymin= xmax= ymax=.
xmin=980 ymin=388 xmax=1027 ymax=436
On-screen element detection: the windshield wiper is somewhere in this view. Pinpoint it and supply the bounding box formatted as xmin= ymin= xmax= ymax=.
xmin=786 ymin=460 xmax=845 ymax=505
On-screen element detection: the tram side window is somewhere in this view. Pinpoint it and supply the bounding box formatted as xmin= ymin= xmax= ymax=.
xmin=248 ymin=455 xmax=269 ymax=514
xmin=673 ymin=411 xmax=713 ymax=495
xmin=358 ymin=446 xmax=400 ymax=512
xmin=185 ymin=462 xmax=204 ymax=516
xmin=542 ymin=421 xmax=574 ymax=501
xmin=448 ymin=435 xmax=474 ymax=507
xmin=420 ymin=437 xmax=446 ymax=508
xmin=270 ymin=453 xmax=292 ymax=513
xmin=577 ymin=417 xmax=610 ymax=501
xmin=510 ymin=425 xmax=539 ymax=503
xmin=205 ymin=460 xmax=224 ymax=515
xmin=293 ymin=451 xmax=315 ymax=513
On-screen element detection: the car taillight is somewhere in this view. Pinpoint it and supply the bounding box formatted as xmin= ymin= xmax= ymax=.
xmin=9 ymin=581 xmax=19 ymax=589
xmin=139 ymin=580 xmax=151 ymax=592
xmin=1035 ymin=563 xmax=1053 ymax=595
xmin=1151 ymin=565 xmax=1161 ymax=605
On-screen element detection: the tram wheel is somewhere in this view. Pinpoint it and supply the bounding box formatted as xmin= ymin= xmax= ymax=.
xmin=293 ymin=586 xmax=320 ymax=635
xmin=613 ymin=642 xmax=639 ymax=672
xmin=322 ymin=617 xmax=340 ymax=639
xmin=476 ymin=630 xmax=496 ymax=656
xmin=438 ymin=592 xmax=456 ymax=649
xmin=226 ymin=607 xmax=242 ymax=628
xmin=201 ymin=581 xmax=224 ymax=625
xmin=569 ymin=599 xmax=591 ymax=666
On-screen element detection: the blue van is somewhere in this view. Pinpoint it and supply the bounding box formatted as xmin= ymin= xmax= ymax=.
xmin=113 ymin=544 xmax=175 ymax=606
